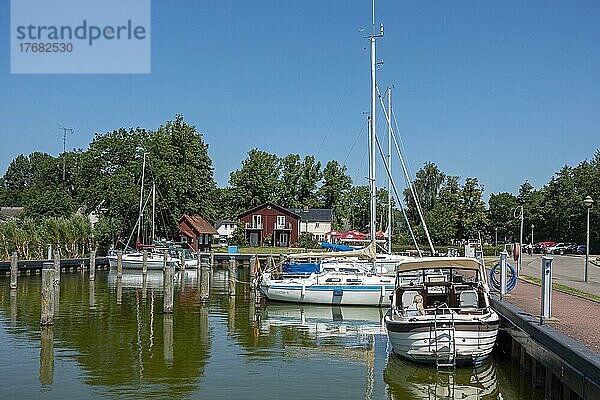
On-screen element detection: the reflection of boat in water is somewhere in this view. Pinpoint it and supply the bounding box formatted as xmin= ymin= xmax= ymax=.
xmin=258 ymin=303 xmax=387 ymax=342
xmin=107 ymin=269 xmax=199 ymax=289
xmin=384 ymin=354 xmax=498 ymax=399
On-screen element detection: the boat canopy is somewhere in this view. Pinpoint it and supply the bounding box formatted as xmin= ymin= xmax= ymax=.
xmin=394 ymin=257 xmax=482 ymax=273
xmin=288 ymin=243 xmax=376 ymax=261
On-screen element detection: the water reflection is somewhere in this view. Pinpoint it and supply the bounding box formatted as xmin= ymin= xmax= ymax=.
xmin=384 ymin=354 xmax=498 ymax=399
xmin=39 ymin=325 xmax=54 ymax=386
xmin=9 ymin=289 xmax=16 ymax=324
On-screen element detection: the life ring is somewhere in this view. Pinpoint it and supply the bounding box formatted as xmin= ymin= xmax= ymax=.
xmin=513 ymin=243 xmax=520 ymax=262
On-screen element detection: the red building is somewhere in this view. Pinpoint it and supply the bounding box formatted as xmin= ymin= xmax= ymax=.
xmin=238 ymin=202 xmax=300 ymax=247
xmin=178 ymin=214 xmax=218 ymax=252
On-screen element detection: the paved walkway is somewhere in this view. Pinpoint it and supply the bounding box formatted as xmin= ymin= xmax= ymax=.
xmin=500 ymin=277 xmax=600 ymax=353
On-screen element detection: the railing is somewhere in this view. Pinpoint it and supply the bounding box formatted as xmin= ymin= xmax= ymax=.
xmin=273 ymin=222 xmax=292 ymax=230
xmin=245 ymin=222 xmax=263 ymax=230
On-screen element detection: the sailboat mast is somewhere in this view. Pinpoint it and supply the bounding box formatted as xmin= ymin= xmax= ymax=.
xmin=151 ymin=182 xmax=156 ymax=242
xmin=387 ymin=87 xmax=393 ymax=254
xmin=136 ymin=152 xmax=146 ymax=245
xmin=369 ymin=0 xmax=383 ymax=250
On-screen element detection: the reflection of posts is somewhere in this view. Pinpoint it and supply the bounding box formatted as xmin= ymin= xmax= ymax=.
xmin=117 ymin=250 xmax=123 ymax=278
xmin=163 ymin=250 xmax=174 ymax=313
xmin=89 ymin=250 xmax=96 ymax=281
xmin=163 ymin=314 xmax=173 ymax=367
xmin=89 ymin=281 xmax=96 ymax=309
xmin=142 ymin=274 xmax=148 ymax=300
xmin=199 ymin=266 xmax=210 ymax=302
xmin=228 ymin=257 xmax=236 ymax=297
xmin=54 ymin=286 xmax=60 ymax=316
xmin=39 ymin=325 xmax=54 ymax=385
xmin=10 ymin=288 xmax=17 ymax=323
xmin=116 ymin=277 xmax=123 ymax=305
xmin=41 ymin=264 xmax=55 ymax=325
xmin=10 ymin=252 xmax=18 ymax=289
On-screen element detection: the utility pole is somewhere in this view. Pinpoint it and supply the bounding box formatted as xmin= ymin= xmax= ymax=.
xmin=60 ymin=127 xmax=73 ymax=183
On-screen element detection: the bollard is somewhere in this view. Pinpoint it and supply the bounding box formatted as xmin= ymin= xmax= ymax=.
xmin=10 ymin=252 xmax=18 ymax=289
xmin=39 ymin=325 xmax=54 ymax=385
xmin=142 ymin=250 xmax=148 ymax=276
xmin=541 ymin=256 xmax=553 ymax=324
xmin=53 ymin=251 xmax=61 ymax=284
xmin=89 ymin=250 xmax=96 ymax=281
xmin=117 ymin=250 xmax=123 ymax=278
xmin=228 ymin=256 xmax=236 ymax=297
xmin=41 ymin=263 xmax=55 ymax=325
xmin=163 ymin=251 xmax=174 ymax=313
xmin=500 ymin=251 xmax=508 ymax=299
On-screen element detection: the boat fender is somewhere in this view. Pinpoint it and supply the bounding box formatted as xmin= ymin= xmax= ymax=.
xmin=513 ymin=243 xmax=520 ymax=262
xmin=301 ymin=284 xmax=306 ymax=298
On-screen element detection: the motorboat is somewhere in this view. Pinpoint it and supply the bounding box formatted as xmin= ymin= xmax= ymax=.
xmin=384 ymin=257 xmax=499 ymax=368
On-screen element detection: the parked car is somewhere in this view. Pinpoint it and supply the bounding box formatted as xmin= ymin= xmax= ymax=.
xmin=576 ymin=245 xmax=587 ymax=255
xmin=550 ymin=242 xmax=577 ymax=255
xmin=534 ymin=241 xmax=554 ymax=254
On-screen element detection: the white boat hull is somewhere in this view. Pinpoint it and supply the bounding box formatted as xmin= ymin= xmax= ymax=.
xmin=385 ymin=310 xmax=499 ymax=367
xmin=107 ymin=254 xmax=178 ymax=270
xmin=260 ymin=283 xmax=394 ymax=306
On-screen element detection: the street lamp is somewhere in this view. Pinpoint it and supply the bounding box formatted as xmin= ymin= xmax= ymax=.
xmin=584 ymin=195 xmax=594 ymax=282
xmin=514 ymin=205 xmax=524 ymax=276
xmin=531 ymin=224 xmax=534 ymax=255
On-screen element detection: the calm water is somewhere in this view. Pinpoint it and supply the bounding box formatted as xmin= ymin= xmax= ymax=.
xmin=0 ymin=268 xmax=543 ymax=399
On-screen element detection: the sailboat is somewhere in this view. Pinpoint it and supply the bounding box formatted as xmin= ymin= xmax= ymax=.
xmin=108 ymin=153 xmax=185 ymax=270
xmin=258 ymin=2 xmax=418 ymax=306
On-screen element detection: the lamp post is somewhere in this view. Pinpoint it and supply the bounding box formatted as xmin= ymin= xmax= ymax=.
xmin=584 ymin=196 xmax=594 ymax=282
xmin=531 ymin=224 xmax=534 ymax=255
xmin=514 ymin=205 xmax=524 ymax=276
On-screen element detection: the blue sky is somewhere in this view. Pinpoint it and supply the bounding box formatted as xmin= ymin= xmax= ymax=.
xmin=1 ymin=1 xmax=599 ymax=198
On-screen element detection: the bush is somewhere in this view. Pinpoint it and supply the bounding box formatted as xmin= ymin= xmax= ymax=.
xmin=293 ymin=233 xmax=319 ymax=249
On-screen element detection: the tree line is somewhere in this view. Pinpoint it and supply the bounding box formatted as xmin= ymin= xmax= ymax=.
xmin=0 ymin=114 xmax=598 ymax=257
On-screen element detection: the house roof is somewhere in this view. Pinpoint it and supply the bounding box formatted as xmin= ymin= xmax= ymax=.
xmin=179 ymin=214 xmax=218 ymax=235
xmin=286 ymin=207 xmax=333 ymax=222
xmin=238 ymin=202 xmax=300 ymax=219
xmin=0 ymin=207 xmax=24 ymax=221
xmin=214 ymin=219 xmax=237 ymax=229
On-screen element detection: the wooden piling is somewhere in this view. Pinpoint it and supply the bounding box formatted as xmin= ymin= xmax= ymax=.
xmin=209 ymin=251 xmax=214 ymax=269
xmin=199 ymin=265 xmax=210 ymax=302
xmin=39 ymin=325 xmax=54 ymax=385
xmin=519 ymin=348 xmax=531 ymax=374
xmin=249 ymin=254 xmax=257 ymax=288
xmin=228 ymin=256 xmax=236 ymax=297
xmin=10 ymin=252 xmax=18 ymax=289
xmin=142 ymin=250 xmax=148 ymax=275
xmin=163 ymin=251 xmax=174 ymax=313
xmin=53 ymin=251 xmax=61 ymax=284
xmin=117 ymin=250 xmax=123 ymax=278
xmin=545 ymin=368 xmax=562 ymax=400
xmin=41 ymin=264 xmax=55 ymax=325
xmin=180 ymin=249 xmax=186 ymax=272
xmin=89 ymin=250 xmax=96 ymax=281
xmin=197 ymin=248 xmax=201 ymax=269
xmin=531 ymin=359 xmax=545 ymax=389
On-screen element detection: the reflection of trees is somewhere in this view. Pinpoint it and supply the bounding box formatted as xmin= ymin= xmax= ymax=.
xmin=0 ymin=272 xmax=210 ymax=399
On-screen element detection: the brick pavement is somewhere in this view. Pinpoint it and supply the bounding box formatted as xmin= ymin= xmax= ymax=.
xmin=502 ymin=277 xmax=600 ymax=353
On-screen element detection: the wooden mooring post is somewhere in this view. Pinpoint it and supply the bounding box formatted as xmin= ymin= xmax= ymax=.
xmin=10 ymin=252 xmax=18 ymax=289
xmin=117 ymin=250 xmax=123 ymax=278
xmin=41 ymin=263 xmax=55 ymax=325
xmin=180 ymin=249 xmax=186 ymax=272
xmin=89 ymin=250 xmax=96 ymax=281
xmin=199 ymin=256 xmax=210 ymax=302
xmin=53 ymin=251 xmax=61 ymax=284
xmin=228 ymin=256 xmax=236 ymax=296
xmin=163 ymin=251 xmax=174 ymax=313
xmin=142 ymin=250 xmax=148 ymax=275
xmin=249 ymin=254 xmax=257 ymax=288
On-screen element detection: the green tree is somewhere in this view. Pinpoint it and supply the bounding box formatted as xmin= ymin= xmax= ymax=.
xmin=278 ymin=154 xmax=302 ymax=207
xmin=318 ymin=160 xmax=353 ymax=209
xmin=297 ymin=155 xmax=322 ymax=208
xmin=229 ymin=149 xmax=280 ymax=213
xmin=487 ymin=192 xmax=519 ymax=243
xmin=456 ymin=177 xmax=488 ymax=240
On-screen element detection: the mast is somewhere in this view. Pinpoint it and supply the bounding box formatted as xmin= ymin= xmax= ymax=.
xmin=136 ymin=152 xmax=146 ymax=245
xmin=387 ymin=87 xmax=392 ymax=254
xmin=151 ymin=182 xmax=156 ymax=242
xmin=368 ymin=0 xmax=383 ymax=250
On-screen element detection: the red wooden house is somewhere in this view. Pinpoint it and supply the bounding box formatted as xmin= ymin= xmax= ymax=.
xmin=238 ymin=202 xmax=300 ymax=247
xmin=178 ymin=214 xmax=218 ymax=252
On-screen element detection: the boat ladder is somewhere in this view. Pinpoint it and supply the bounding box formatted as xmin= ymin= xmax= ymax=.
xmin=432 ymin=304 xmax=456 ymax=370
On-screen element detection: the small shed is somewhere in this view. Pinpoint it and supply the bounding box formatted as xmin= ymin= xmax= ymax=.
xmin=178 ymin=214 xmax=218 ymax=252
